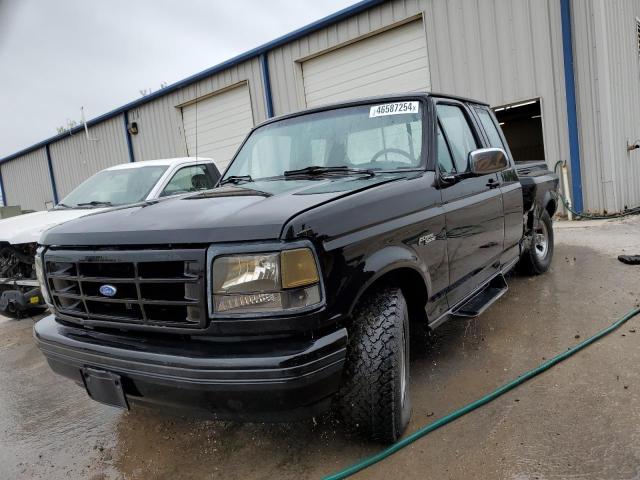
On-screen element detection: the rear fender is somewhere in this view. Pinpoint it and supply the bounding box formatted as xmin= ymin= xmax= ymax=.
xmin=526 ymin=189 xmax=556 ymax=231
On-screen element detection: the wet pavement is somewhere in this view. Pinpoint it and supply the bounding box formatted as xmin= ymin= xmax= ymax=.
xmin=1 ymin=216 xmax=639 ymax=479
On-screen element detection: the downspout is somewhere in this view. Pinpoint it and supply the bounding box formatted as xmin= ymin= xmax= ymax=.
xmin=260 ymin=53 xmax=275 ymax=118
xmin=123 ymin=111 xmax=136 ymax=163
xmin=45 ymin=144 xmax=59 ymax=205
xmin=560 ymin=0 xmax=584 ymax=213
xmin=0 ymin=168 xmax=6 ymax=206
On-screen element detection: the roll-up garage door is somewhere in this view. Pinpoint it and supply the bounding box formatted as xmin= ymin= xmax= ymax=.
xmin=182 ymin=83 xmax=254 ymax=171
xmin=301 ymin=20 xmax=431 ymax=108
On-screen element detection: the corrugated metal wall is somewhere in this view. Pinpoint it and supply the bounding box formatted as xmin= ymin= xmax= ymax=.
xmin=127 ymin=58 xmax=266 ymax=162
xmin=267 ymin=1 xmax=421 ymax=115
xmin=267 ymin=0 xmax=569 ymax=176
xmin=10 ymin=0 xmax=639 ymax=213
xmin=572 ymin=0 xmax=640 ymax=213
xmin=299 ymin=19 xmax=431 ymax=107
xmin=426 ymin=0 xmax=569 ymax=172
xmin=0 ymin=148 xmax=54 ymax=211
xmin=49 ymin=115 xmax=129 ymax=198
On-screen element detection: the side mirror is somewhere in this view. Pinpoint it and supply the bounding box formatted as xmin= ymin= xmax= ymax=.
xmin=469 ymin=148 xmax=509 ymax=175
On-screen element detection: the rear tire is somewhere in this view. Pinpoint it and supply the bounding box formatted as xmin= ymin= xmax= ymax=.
xmin=338 ymin=286 xmax=411 ymax=443
xmin=519 ymin=209 xmax=554 ymax=275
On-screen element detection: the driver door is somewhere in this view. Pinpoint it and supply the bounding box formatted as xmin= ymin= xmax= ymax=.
xmin=435 ymin=100 xmax=505 ymax=308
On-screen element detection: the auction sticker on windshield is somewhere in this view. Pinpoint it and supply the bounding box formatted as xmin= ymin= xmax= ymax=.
xmin=369 ymin=101 xmax=419 ymax=118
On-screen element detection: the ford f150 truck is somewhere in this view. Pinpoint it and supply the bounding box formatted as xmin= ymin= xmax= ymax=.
xmin=0 ymin=157 xmax=220 ymax=316
xmin=34 ymin=93 xmax=558 ymax=442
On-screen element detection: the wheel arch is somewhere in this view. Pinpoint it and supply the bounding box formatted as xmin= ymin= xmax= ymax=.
xmin=543 ymin=190 xmax=557 ymax=217
xmin=346 ymin=245 xmax=431 ymax=326
xmin=526 ymin=190 xmax=556 ymax=231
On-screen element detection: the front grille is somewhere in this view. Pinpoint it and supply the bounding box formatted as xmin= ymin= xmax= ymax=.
xmin=44 ymin=248 xmax=207 ymax=329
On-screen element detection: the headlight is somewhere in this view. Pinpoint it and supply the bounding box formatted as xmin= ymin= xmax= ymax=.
xmin=34 ymin=253 xmax=52 ymax=306
xmin=211 ymin=248 xmax=322 ymax=314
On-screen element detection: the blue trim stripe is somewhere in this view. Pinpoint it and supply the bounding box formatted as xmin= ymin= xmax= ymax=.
xmin=45 ymin=144 xmax=59 ymax=204
xmin=260 ymin=53 xmax=275 ymax=118
xmin=560 ymin=0 xmax=584 ymax=213
xmin=0 ymin=168 xmax=6 ymax=206
xmin=0 ymin=0 xmax=385 ymax=165
xmin=123 ymin=112 xmax=136 ymax=163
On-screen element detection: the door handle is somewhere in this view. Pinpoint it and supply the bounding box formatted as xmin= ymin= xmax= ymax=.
xmin=486 ymin=178 xmax=501 ymax=189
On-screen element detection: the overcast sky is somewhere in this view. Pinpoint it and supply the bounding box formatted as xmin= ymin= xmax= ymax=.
xmin=0 ymin=0 xmax=358 ymax=158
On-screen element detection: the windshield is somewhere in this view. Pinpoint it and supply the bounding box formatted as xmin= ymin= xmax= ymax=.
xmin=223 ymin=101 xmax=423 ymax=181
xmin=59 ymin=166 xmax=168 ymax=208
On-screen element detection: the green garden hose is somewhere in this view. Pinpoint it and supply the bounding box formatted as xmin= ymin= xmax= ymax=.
xmin=324 ymin=306 xmax=640 ymax=480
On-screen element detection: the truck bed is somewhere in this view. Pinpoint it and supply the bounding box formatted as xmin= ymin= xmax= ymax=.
xmin=515 ymin=161 xmax=559 ymax=213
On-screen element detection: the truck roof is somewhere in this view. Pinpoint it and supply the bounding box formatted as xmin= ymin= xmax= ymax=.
xmin=255 ymin=92 xmax=490 ymax=129
xmin=105 ymin=157 xmax=214 ymax=171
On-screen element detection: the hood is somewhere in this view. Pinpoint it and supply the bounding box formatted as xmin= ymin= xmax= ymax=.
xmin=0 ymin=208 xmax=100 ymax=245
xmin=41 ymin=175 xmax=404 ymax=246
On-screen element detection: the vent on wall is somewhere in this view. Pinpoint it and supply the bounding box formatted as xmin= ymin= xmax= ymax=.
xmin=637 ymin=18 xmax=640 ymax=55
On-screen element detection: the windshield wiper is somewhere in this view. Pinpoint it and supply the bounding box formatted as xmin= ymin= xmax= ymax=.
xmin=55 ymin=203 xmax=73 ymax=209
xmin=220 ymin=175 xmax=253 ymax=186
xmin=76 ymin=200 xmax=113 ymax=207
xmin=284 ymin=166 xmax=375 ymax=178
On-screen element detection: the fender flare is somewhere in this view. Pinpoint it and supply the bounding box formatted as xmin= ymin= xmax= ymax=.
xmin=526 ymin=189 xmax=556 ymax=231
xmin=345 ymin=244 xmax=432 ymax=318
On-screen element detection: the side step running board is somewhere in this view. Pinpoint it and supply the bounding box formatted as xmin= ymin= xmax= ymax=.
xmin=452 ymin=274 xmax=508 ymax=318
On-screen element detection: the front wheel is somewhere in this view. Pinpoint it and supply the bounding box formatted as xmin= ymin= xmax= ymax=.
xmin=338 ymin=286 xmax=411 ymax=443
xmin=519 ymin=209 xmax=554 ymax=275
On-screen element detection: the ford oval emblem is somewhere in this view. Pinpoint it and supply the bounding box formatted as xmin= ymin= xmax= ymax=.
xmin=99 ymin=285 xmax=117 ymax=297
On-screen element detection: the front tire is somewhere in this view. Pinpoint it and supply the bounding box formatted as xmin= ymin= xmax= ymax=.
xmin=338 ymin=286 xmax=411 ymax=443
xmin=519 ymin=209 xmax=554 ymax=275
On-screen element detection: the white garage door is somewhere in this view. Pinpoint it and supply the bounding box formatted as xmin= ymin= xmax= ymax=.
xmin=182 ymin=83 xmax=254 ymax=172
xmin=301 ymin=20 xmax=431 ymax=108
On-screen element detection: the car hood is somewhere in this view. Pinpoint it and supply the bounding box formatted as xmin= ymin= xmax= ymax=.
xmin=0 ymin=208 xmax=100 ymax=245
xmin=41 ymin=175 xmax=405 ymax=246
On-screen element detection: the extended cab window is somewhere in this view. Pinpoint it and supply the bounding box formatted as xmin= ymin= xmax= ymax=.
xmin=476 ymin=108 xmax=505 ymax=150
xmin=160 ymin=164 xmax=216 ymax=197
xmin=436 ymin=104 xmax=478 ymax=173
xmin=224 ymin=101 xmax=423 ymax=181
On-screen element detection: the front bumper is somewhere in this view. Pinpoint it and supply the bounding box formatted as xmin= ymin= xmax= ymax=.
xmin=34 ymin=315 xmax=348 ymax=420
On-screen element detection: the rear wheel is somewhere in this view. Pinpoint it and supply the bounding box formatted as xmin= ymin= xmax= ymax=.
xmin=338 ymin=286 xmax=411 ymax=443
xmin=519 ymin=209 xmax=554 ymax=275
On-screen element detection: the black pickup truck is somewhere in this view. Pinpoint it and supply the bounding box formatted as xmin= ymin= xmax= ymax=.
xmin=34 ymin=93 xmax=558 ymax=442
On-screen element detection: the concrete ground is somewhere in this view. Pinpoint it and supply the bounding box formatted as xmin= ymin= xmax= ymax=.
xmin=1 ymin=216 xmax=639 ymax=480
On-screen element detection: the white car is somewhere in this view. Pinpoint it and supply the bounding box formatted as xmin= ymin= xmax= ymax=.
xmin=0 ymin=157 xmax=220 ymax=316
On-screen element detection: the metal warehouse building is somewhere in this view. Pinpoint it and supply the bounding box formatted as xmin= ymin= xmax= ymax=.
xmin=2 ymin=0 xmax=639 ymax=214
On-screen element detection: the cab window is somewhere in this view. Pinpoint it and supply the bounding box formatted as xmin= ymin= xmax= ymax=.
xmin=476 ymin=107 xmax=506 ymax=150
xmin=437 ymin=124 xmax=456 ymax=174
xmin=436 ymin=104 xmax=478 ymax=173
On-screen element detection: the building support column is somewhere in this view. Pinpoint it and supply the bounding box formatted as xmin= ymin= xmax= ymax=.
xmin=45 ymin=144 xmax=59 ymax=205
xmin=124 ymin=111 xmax=136 ymax=163
xmin=0 ymin=168 xmax=6 ymax=206
xmin=560 ymin=0 xmax=584 ymax=213
xmin=260 ymin=53 xmax=275 ymax=118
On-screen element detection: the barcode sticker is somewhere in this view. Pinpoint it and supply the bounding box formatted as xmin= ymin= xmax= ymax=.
xmin=369 ymin=101 xmax=420 ymax=118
